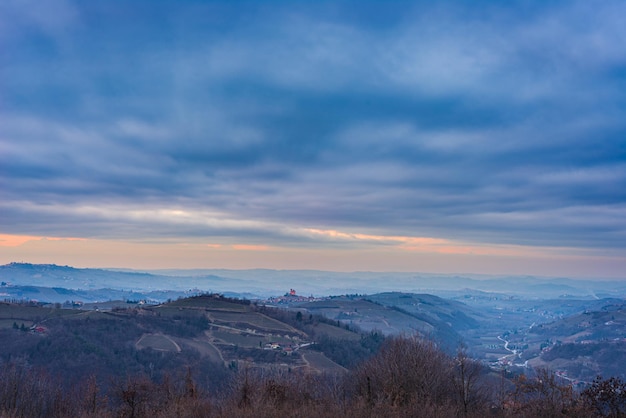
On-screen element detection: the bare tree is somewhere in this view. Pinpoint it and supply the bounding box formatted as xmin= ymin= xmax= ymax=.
xmin=582 ymin=376 xmax=626 ymax=418
xmin=453 ymin=349 xmax=488 ymax=417
xmin=507 ymin=368 xmax=580 ymax=417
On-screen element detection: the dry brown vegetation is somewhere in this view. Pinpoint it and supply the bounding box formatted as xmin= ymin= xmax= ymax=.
xmin=1 ymin=295 xmax=625 ymax=417
xmin=2 ymin=335 xmax=626 ymax=417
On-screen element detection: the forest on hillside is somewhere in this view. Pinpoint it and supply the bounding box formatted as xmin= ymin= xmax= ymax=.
xmin=1 ymin=296 xmax=626 ymax=417
xmin=2 ymin=335 xmax=626 ymax=417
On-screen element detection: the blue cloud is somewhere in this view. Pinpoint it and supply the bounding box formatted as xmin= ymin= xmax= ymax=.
xmin=1 ymin=0 xmax=626 ymax=254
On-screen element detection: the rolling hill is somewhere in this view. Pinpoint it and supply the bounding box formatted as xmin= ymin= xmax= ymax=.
xmin=0 ymin=293 xmax=380 ymax=392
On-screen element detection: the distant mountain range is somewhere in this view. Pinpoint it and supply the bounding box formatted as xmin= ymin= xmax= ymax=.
xmin=2 ymin=262 xmax=626 ymax=303
xmin=2 ymin=262 xmax=626 ymax=384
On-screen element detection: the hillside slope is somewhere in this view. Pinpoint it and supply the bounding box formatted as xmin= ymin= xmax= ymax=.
xmin=0 ymin=294 xmax=381 ymax=391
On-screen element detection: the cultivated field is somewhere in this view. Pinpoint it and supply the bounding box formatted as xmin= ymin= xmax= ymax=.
xmin=166 ymin=296 xmax=248 ymax=312
xmin=301 ymin=350 xmax=346 ymax=373
xmin=211 ymin=330 xmax=268 ymax=347
xmin=136 ymin=333 xmax=181 ymax=352
xmin=209 ymin=311 xmax=301 ymax=334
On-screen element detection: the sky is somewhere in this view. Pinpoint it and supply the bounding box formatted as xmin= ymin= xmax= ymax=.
xmin=1 ymin=0 xmax=626 ymax=278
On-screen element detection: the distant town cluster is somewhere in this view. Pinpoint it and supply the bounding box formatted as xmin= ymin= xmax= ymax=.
xmin=263 ymin=289 xmax=324 ymax=305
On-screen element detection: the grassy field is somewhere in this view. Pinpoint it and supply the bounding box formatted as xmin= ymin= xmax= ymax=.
xmin=179 ymin=338 xmax=223 ymax=363
xmin=136 ymin=334 xmax=181 ymax=352
xmin=146 ymin=306 xmax=194 ymax=317
xmin=209 ymin=311 xmax=299 ymax=334
xmin=301 ymin=351 xmax=346 ymax=373
xmin=211 ymin=330 xmax=268 ymax=347
xmin=166 ymin=296 xmax=248 ymax=312
xmin=82 ymin=300 xmax=145 ymax=310
xmin=310 ymin=322 xmax=361 ymax=340
xmin=145 ymin=305 xmax=209 ymax=320
xmin=57 ymin=310 xmax=126 ymax=321
xmin=0 ymin=303 xmax=81 ymax=321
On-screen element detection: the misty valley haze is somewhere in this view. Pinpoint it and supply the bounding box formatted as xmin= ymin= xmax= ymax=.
xmin=2 ymin=262 xmax=626 ymax=417
xmin=2 ymin=262 xmax=626 ymax=373
xmin=2 ymin=262 xmax=626 ymax=302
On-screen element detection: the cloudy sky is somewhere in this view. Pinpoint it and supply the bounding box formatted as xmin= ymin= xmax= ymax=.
xmin=1 ymin=0 xmax=626 ymax=277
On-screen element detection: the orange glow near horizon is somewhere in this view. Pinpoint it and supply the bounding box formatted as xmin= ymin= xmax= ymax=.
xmin=0 ymin=234 xmax=41 ymax=247
xmin=0 ymin=232 xmax=624 ymax=278
xmin=0 ymin=230 xmax=588 ymax=260
xmin=231 ymin=244 xmax=270 ymax=251
xmin=303 ymin=228 xmax=540 ymax=257
xmin=0 ymin=234 xmax=86 ymax=247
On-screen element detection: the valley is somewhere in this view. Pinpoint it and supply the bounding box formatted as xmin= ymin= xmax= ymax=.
xmin=2 ymin=262 xmax=626 ymax=386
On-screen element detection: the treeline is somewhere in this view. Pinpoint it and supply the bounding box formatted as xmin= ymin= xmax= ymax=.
xmin=0 ymin=309 xmax=228 ymax=392
xmin=2 ymin=335 xmax=626 ymax=417
xmin=186 ymin=293 xmax=252 ymax=306
xmin=311 ymin=332 xmax=385 ymax=369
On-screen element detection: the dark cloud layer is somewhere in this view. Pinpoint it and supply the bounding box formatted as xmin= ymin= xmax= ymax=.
xmin=1 ymin=0 xmax=626 ymax=252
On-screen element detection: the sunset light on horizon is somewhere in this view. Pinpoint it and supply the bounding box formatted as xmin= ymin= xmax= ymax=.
xmin=2 ymin=0 xmax=626 ymax=279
